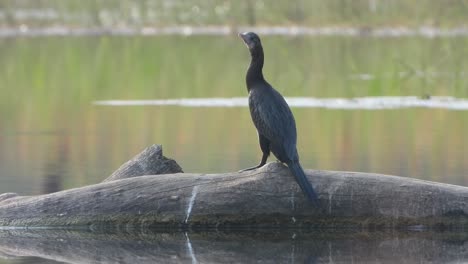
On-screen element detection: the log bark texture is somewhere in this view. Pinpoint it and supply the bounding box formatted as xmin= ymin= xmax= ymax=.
xmin=103 ymin=144 xmax=183 ymax=182
xmin=0 ymin=145 xmax=467 ymax=229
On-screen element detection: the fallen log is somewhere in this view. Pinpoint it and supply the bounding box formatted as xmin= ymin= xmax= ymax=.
xmin=0 ymin=144 xmax=467 ymax=229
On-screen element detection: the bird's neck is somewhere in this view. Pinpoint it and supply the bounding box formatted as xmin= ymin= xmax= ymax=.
xmin=246 ymin=47 xmax=265 ymax=90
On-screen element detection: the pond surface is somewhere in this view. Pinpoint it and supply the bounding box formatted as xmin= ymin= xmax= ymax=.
xmin=0 ymin=31 xmax=467 ymax=263
xmin=1 ymin=35 xmax=467 ymax=195
xmin=1 ymin=229 xmax=468 ymax=264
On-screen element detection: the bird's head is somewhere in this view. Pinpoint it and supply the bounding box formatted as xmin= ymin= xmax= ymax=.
xmin=239 ymin=32 xmax=262 ymax=50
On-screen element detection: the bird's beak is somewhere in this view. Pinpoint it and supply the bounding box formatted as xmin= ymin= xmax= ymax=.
xmin=238 ymin=32 xmax=249 ymax=47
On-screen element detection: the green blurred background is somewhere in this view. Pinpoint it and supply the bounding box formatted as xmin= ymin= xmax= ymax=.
xmin=0 ymin=0 xmax=467 ymax=196
xmin=1 ymin=0 xmax=468 ymax=27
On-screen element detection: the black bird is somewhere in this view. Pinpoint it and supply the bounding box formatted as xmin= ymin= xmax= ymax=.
xmin=239 ymin=32 xmax=319 ymax=205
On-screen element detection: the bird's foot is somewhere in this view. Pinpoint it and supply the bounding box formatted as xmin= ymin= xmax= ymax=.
xmin=238 ymin=164 xmax=264 ymax=172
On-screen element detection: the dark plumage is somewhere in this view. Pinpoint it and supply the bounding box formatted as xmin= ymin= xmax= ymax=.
xmin=239 ymin=32 xmax=319 ymax=205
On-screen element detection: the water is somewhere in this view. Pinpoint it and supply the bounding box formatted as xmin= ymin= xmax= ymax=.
xmin=1 ymin=35 xmax=466 ymax=196
xmin=1 ymin=2 xmax=468 ymax=262
xmin=1 ymin=229 xmax=468 ymax=264
xmin=1 ymin=36 xmax=466 ymax=263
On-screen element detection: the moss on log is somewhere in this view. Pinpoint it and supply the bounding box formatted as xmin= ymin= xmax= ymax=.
xmin=0 ymin=145 xmax=467 ymax=229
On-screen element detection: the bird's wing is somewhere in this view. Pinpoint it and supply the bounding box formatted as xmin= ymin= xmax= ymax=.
xmin=249 ymin=87 xmax=297 ymax=157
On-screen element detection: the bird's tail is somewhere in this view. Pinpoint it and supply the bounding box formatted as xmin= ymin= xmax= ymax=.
xmin=287 ymin=161 xmax=320 ymax=205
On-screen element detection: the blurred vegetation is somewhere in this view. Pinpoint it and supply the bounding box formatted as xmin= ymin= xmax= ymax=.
xmin=0 ymin=35 xmax=467 ymax=195
xmin=0 ymin=3 xmax=466 ymax=264
xmin=0 ymin=1 xmax=467 ymax=195
xmin=0 ymin=0 xmax=468 ymax=27
xmin=1 ymin=36 xmax=467 ymax=108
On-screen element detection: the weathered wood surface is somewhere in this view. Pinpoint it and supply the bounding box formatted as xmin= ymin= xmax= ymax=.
xmin=0 ymin=144 xmax=467 ymax=229
xmin=1 ymin=230 xmax=467 ymax=264
xmin=103 ymin=144 xmax=183 ymax=182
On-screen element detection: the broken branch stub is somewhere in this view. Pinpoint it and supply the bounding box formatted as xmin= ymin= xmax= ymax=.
xmin=103 ymin=144 xmax=183 ymax=182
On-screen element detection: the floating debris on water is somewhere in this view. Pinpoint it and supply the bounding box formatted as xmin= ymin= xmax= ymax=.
xmin=2 ymin=26 xmax=468 ymax=38
xmin=94 ymin=96 xmax=468 ymax=110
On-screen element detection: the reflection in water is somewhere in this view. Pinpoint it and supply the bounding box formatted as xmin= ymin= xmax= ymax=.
xmin=185 ymin=232 xmax=197 ymax=264
xmin=41 ymin=137 xmax=68 ymax=194
xmin=0 ymin=229 xmax=467 ymax=264
xmin=1 ymin=35 xmax=467 ymax=195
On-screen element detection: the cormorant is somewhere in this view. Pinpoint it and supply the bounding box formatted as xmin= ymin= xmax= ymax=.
xmin=239 ymin=32 xmax=319 ymax=205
